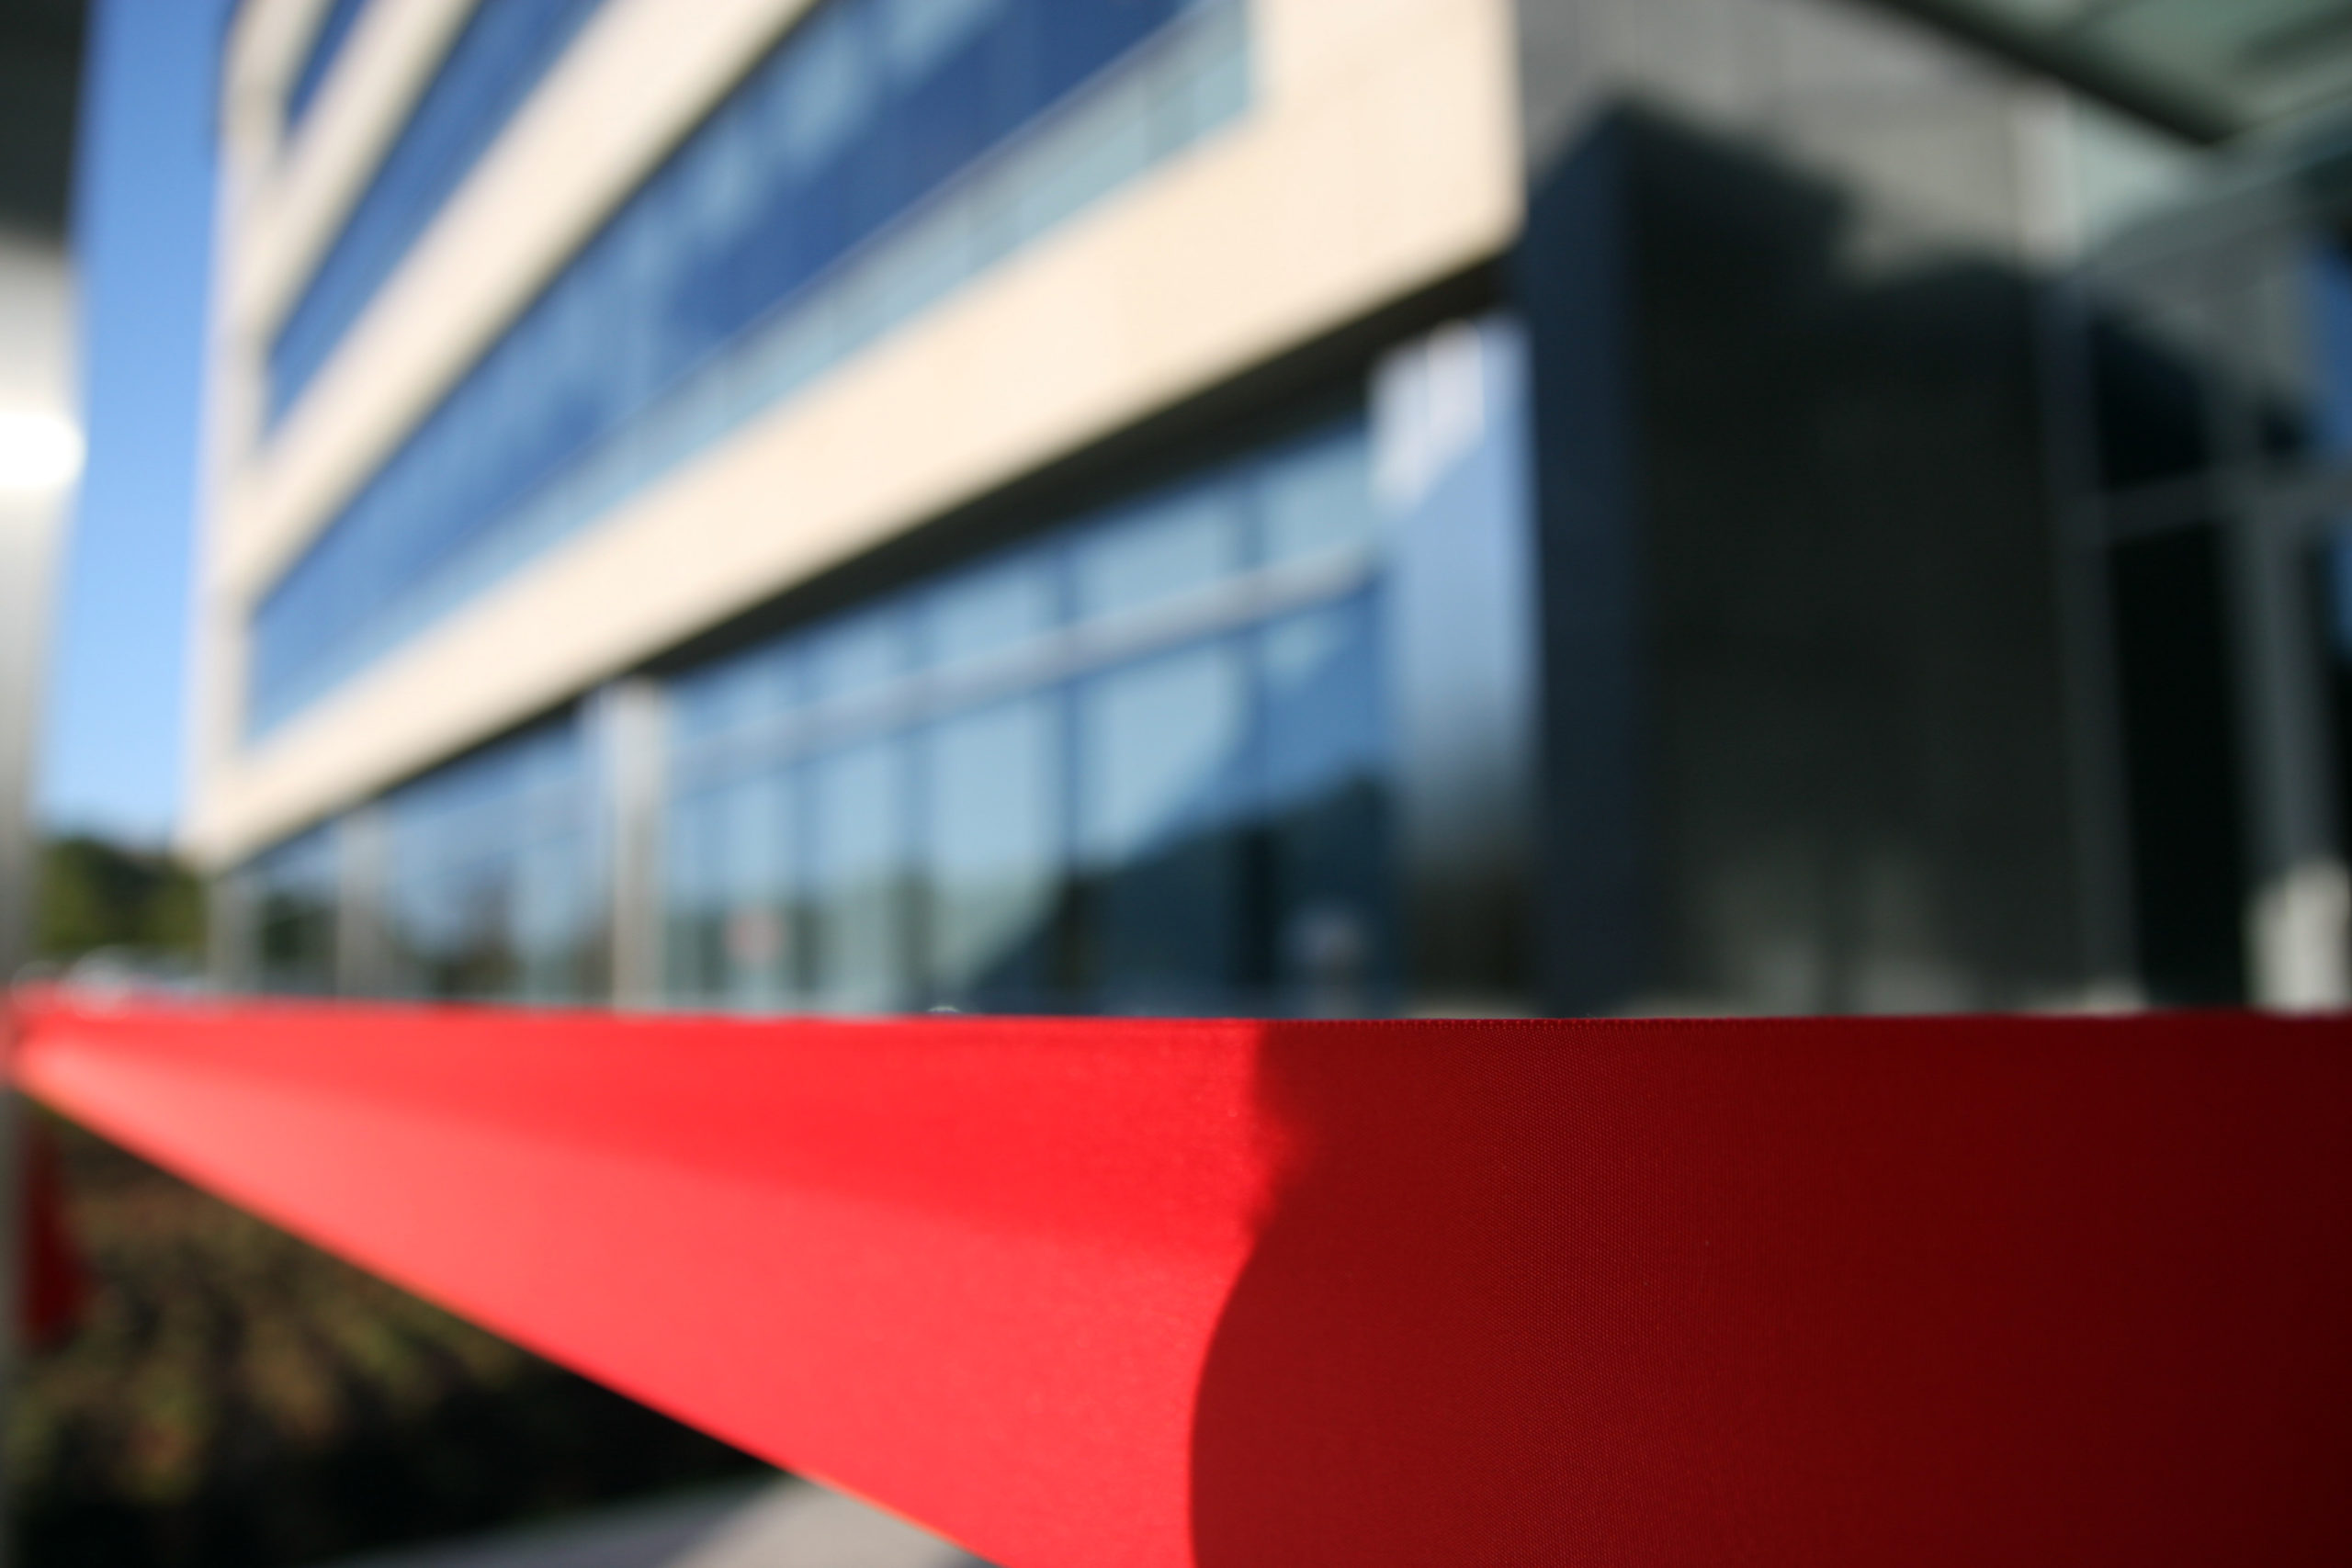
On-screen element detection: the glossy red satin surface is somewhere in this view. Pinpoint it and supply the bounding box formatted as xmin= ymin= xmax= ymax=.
xmin=9 ymin=995 xmax=2349 ymax=1566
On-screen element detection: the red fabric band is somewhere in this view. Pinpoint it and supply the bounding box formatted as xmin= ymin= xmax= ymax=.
xmin=9 ymin=995 xmax=2349 ymax=1565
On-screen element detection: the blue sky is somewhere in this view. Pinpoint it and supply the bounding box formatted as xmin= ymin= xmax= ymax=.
xmin=38 ymin=0 xmax=227 ymax=846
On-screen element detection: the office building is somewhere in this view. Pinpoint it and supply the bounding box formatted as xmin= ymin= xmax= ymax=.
xmin=195 ymin=0 xmax=2352 ymax=1015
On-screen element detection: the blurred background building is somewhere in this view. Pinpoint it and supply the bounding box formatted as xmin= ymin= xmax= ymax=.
xmin=187 ymin=0 xmax=2352 ymax=1021
xmin=8 ymin=3 xmax=2345 ymax=1565
xmin=0 ymin=0 xmax=85 ymax=996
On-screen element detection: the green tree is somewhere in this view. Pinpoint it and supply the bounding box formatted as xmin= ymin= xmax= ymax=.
xmin=33 ymin=836 xmax=206 ymax=964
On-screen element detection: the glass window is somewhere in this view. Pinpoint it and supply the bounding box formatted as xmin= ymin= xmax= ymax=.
xmin=665 ymin=781 xmax=725 ymax=1000
xmin=514 ymin=831 xmax=597 ymax=1001
xmin=670 ymin=643 xmax=799 ymax=750
xmin=921 ymin=694 xmax=1061 ymax=1007
xmin=808 ymin=607 xmax=912 ymax=705
xmin=381 ymin=722 xmax=598 ymax=1002
xmin=664 ymin=770 xmax=798 ymax=1008
xmin=391 ymin=848 xmax=514 ymax=999
xmin=248 ymin=825 xmax=340 ymax=995
xmin=1259 ymin=418 xmax=1377 ymax=564
xmin=924 ymin=551 xmax=1059 ymax=668
xmin=282 ymin=0 xmax=368 ymax=130
xmin=778 ymin=7 xmax=878 ymax=173
xmin=269 ymin=0 xmax=612 ymax=422
xmin=2310 ymin=239 xmax=2352 ymax=460
xmin=652 ymin=405 xmax=1387 ymax=1017
xmin=807 ymin=739 xmax=911 ymax=1010
xmin=877 ymin=0 xmax=1000 ymax=81
xmin=2087 ymin=302 xmax=2211 ymax=492
xmin=1259 ymin=594 xmax=1395 ymax=1014
xmin=1074 ymin=483 xmax=1245 ymax=620
xmin=2108 ymin=526 xmax=2246 ymax=1004
xmin=245 ymin=408 xmax=1400 ymax=1014
xmin=1077 ymin=640 xmax=1250 ymax=1011
xmin=249 ymin=0 xmax=1245 ymax=733
xmin=1004 ymin=79 xmax=1156 ymax=238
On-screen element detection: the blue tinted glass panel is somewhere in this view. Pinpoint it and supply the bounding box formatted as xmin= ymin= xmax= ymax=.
xmin=1259 ymin=423 xmax=1380 ymax=563
xmin=381 ymin=720 xmax=598 ymax=1000
xmin=512 ymin=830 xmax=596 ymax=1001
xmin=252 ymin=0 xmax=1244 ymax=733
xmin=808 ymin=739 xmax=910 ymax=1010
xmin=2311 ymin=242 xmax=2352 ymax=459
xmin=664 ymin=770 xmax=798 ymax=1007
xmin=247 ymin=823 xmax=340 ymax=994
xmin=922 ymin=694 xmax=1060 ymax=1006
xmin=268 ymin=0 xmax=610 ymax=423
xmin=670 ymin=642 xmax=799 ymax=748
xmin=1077 ymin=639 xmax=1250 ymax=1011
xmin=924 ymin=551 xmax=1058 ymax=667
xmin=284 ymin=0 xmax=368 ymax=130
xmin=258 ymin=410 xmax=1389 ymax=1015
xmin=658 ymin=407 xmax=1385 ymax=1016
xmin=1259 ymin=593 xmax=1396 ymax=1014
xmin=665 ymin=782 xmax=725 ymax=998
xmin=1074 ymin=483 xmax=1245 ymax=620
xmin=808 ymin=607 xmax=912 ymax=704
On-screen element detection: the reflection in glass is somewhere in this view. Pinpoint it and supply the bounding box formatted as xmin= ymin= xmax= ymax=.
xmin=808 ymin=739 xmax=910 ymax=1010
xmin=245 ymin=400 xmax=1405 ymax=1016
xmin=650 ymin=407 xmax=1392 ymax=1017
xmin=922 ymin=694 xmax=1061 ymax=1006
xmin=250 ymin=0 xmax=1235 ymax=733
xmin=2088 ymin=307 xmax=2210 ymax=491
xmin=280 ymin=0 xmax=367 ymax=130
xmin=269 ymin=0 xmax=609 ymax=421
xmin=666 ymin=771 xmax=797 ymax=1007
xmin=2108 ymin=525 xmax=2246 ymax=1004
xmin=250 ymin=827 xmax=340 ymax=995
xmin=1259 ymin=419 xmax=1376 ymax=564
xmin=665 ymin=785 xmax=722 ymax=1000
xmin=1074 ymin=484 xmax=1244 ymax=619
xmin=1260 ymin=594 xmax=1394 ymax=1014
xmin=670 ymin=644 xmax=797 ymax=748
xmin=382 ymin=724 xmax=598 ymax=1002
xmin=1078 ymin=641 xmax=1250 ymax=1011
xmin=809 ymin=607 xmax=911 ymax=704
xmin=392 ymin=852 xmax=509 ymax=999
xmin=2310 ymin=241 xmax=2352 ymax=458
xmin=514 ymin=833 xmax=593 ymax=1001
xmin=925 ymin=551 xmax=1057 ymax=668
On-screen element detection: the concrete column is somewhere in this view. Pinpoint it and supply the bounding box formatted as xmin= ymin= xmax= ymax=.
xmin=594 ymin=678 xmax=666 ymax=1008
xmin=206 ymin=868 xmax=256 ymax=992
